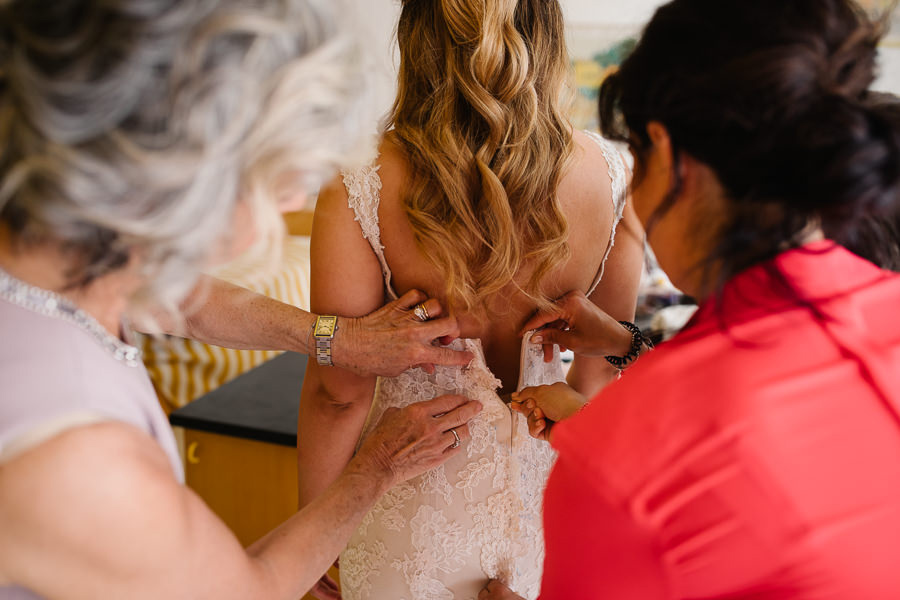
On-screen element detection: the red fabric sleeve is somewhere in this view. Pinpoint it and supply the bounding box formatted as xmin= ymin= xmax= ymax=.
xmin=539 ymin=451 xmax=670 ymax=600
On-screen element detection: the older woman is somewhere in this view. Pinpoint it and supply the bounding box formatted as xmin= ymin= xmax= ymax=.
xmin=0 ymin=1 xmax=481 ymax=599
xmin=483 ymin=0 xmax=900 ymax=598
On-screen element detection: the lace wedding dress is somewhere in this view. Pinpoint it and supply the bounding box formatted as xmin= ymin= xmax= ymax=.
xmin=338 ymin=132 xmax=627 ymax=600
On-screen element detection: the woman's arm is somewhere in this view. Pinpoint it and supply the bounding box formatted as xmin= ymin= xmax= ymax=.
xmin=297 ymin=176 xmax=386 ymax=510
xmin=565 ymin=193 xmax=645 ymax=398
xmin=298 ymin=176 xmax=445 ymax=597
xmin=0 ymin=396 xmax=480 ymax=599
xmin=137 ymin=275 xmax=470 ymax=377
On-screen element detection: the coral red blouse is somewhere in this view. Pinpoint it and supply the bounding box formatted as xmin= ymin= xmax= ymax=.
xmin=541 ymin=242 xmax=900 ymax=599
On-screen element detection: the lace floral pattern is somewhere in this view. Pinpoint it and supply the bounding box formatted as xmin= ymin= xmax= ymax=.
xmin=341 ymin=339 xmax=558 ymax=600
xmin=342 ymin=164 xmax=398 ymax=300
xmin=340 ymin=134 xmax=620 ymax=600
xmin=340 ymin=540 xmax=388 ymax=599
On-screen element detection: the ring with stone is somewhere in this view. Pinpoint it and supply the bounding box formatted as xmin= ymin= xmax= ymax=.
xmin=413 ymin=303 xmax=430 ymax=322
xmin=449 ymin=428 xmax=461 ymax=449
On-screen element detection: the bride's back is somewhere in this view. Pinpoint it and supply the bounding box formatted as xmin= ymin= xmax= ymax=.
xmin=363 ymin=0 xmax=636 ymax=392
xmin=373 ymin=130 xmax=625 ymax=393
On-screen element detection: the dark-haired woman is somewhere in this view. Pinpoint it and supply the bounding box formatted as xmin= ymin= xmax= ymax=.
xmin=481 ymin=0 xmax=900 ymax=598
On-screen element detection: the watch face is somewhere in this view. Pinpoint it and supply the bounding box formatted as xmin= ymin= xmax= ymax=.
xmin=314 ymin=315 xmax=338 ymax=337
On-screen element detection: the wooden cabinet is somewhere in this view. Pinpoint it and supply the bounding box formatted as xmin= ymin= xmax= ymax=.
xmin=171 ymin=352 xmax=337 ymax=599
xmin=182 ymin=428 xmax=298 ymax=546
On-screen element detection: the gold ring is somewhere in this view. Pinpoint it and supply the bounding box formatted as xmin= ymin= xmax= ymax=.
xmin=449 ymin=428 xmax=461 ymax=449
xmin=413 ymin=303 xmax=430 ymax=322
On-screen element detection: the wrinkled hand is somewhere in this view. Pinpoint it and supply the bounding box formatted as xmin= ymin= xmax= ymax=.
xmin=350 ymin=394 xmax=482 ymax=488
xmin=334 ymin=290 xmax=474 ymax=376
xmin=308 ymin=567 xmax=340 ymax=600
xmin=520 ymin=290 xmax=632 ymax=362
xmin=511 ymin=382 xmax=586 ymax=442
xmin=478 ymin=580 xmax=524 ymax=600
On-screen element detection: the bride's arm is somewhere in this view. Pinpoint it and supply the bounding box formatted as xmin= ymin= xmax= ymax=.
xmin=566 ymin=195 xmax=645 ymax=398
xmin=297 ymin=177 xmax=383 ymax=513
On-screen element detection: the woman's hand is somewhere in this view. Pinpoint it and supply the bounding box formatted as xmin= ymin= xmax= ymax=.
xmin=478 ymin=579 xmax=525 ymax=600
xmin=348 ymin=394 xmax=483 ymax=488
xmin=520 ymin=290 xmax=632 ymax=362
xmin=334 ymin=289 xmax=474 ymax=376
xmin=308 ymin=566 xmax=340 ymax=600
xmin=511 ymin=382 xmax=587 ymax=442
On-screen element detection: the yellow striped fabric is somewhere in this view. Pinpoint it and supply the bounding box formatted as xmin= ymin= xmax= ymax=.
xmin=140 ymin=236 xmax=311 ymax=415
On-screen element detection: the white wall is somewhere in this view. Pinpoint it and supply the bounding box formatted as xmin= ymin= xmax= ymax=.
xmin=349 ymin=0 xmax=899 ymax=118
xmin=561 ymin=0 xmax=663 ymax=26
xmin=876 ymin=46 xmax=900 ymax=93
xmin=345 ymin=0 xmax=401 ymax=125
xmin=348 ymin=0 xmax=666 ymax=121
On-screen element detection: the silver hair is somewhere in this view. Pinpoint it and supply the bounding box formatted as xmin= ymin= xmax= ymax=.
xmin=0 ymin=0 xmax=372 ymax=316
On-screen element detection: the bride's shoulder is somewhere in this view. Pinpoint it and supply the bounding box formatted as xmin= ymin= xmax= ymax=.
xmin=367 ymin=133 xmax=413 ymax=205
xmin=571 ymin=130 xmax=620 ymax=163
xmin=375 ymin=132 xmax=412 ymax=176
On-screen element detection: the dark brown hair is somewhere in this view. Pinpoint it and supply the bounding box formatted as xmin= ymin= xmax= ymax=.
xmin=599 ymin=0 xmax=900 ymax=287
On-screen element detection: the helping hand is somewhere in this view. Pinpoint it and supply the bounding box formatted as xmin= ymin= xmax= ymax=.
xmin=511 ymin=382 xmax=586 ymax=442
xmin=335 ymin=290 xmax=474 ymax=376
xmin=478 ymin=580 xmax=525 ymax=600
xmin=308 ymin=565 xmax=340 ymax=600
xmin=519 ymin=290 xmax=632 ymax=362
xmin=350 ymin=394 xmax=482 ymax=487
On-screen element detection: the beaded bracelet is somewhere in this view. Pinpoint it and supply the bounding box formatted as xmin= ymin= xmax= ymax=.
xmin=604 ymin=320 xmax=653 ymax=370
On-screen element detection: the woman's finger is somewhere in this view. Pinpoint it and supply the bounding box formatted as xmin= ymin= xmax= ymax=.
xmin=417 ymin=315 xmax=462 ymax=341
xmin=421 ymin=297 xmax=443 ymax=319
xmin=542 ymin=344 xmax=554 ymax=363
xmin=434 ymin=400 xmax=483 ymax=431
xmin=419 ymin=393 xmax=471 ymax=417
xmin=448 ymin=422 xmax=471 ymax=439
xmin=392 ymin=288 xmax=428 ymax=311
xmin=417 ymin=344 xmax=473 ymax=369
xmin=441 ymin=424 xmax=469 ymax=451
xmin=519 ymin=308 xmax=567 ymax=337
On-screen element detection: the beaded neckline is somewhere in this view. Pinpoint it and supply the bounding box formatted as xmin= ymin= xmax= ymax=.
xmin=0 ymin=267 xmax=141 ymax=367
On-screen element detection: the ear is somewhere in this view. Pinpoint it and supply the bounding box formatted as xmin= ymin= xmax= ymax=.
xmin=646 ymin=121 xmax=674 ymax=174
xmin=648 ymin=121 xmax=704 ymax=203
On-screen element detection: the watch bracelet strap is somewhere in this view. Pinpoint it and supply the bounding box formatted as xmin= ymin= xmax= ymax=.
xmin=315 ymin=337 xmax=333 ymax=366
xmin=313 ymin=316 xmax=338 ymax=367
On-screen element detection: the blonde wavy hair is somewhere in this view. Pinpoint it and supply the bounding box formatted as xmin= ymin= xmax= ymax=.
xmin=390 ymin=0 xmax=574 ymax=314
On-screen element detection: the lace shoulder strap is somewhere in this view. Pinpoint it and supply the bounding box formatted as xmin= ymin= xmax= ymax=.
xmin=341 ymin=162 xmax=399 ymax=300
xmin=583 ymin=130 xmax=628 ymax=296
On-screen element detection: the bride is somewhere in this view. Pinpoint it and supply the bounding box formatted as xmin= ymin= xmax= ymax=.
xmin=298 ymin=1 xmax=644 ymax=598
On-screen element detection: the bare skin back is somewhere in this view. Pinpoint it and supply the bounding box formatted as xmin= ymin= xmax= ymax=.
xmin=373 ymin=130 xmax=633 ymax=395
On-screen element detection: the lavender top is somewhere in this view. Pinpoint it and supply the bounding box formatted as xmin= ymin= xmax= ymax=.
xmin=0 ymin=269 xmax=183 ymax=599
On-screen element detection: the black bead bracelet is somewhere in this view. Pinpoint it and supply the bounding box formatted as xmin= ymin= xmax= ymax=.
xmin=604 ymin=321 xmax=654 ymax=370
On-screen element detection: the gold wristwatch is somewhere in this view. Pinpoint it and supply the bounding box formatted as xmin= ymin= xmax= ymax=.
xmin=313 ymin=315 xmax=338 ymax=366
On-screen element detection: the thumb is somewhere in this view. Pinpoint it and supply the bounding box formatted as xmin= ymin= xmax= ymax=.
xmin=529 ymin=328 xmax=572 ymax=349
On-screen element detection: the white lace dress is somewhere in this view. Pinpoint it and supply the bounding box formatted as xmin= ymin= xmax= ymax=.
xmin=338 ymin=132 xmax=627 ymax=600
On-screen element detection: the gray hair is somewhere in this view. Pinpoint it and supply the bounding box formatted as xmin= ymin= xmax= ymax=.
xmin=0 ymin=0 xmax=371 ymax=315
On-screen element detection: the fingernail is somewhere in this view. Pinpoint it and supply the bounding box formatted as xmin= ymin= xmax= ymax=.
xmin=531 ymin=335 xmax=543 ymax=344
